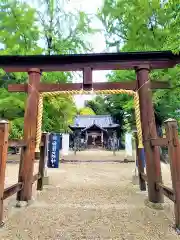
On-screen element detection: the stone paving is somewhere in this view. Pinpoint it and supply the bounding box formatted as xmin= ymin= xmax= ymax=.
xmin=0 ymin=151 xmax=178 ymax=240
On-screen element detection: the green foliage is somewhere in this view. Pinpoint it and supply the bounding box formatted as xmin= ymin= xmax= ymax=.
xmin=98 ymin=0 xmax=180 ymax=130
xmin=43 ymin=95 xmax=77 ymax=133
xmin=0 ymin=88 xmax=25 ymax=138
xmin=86 ymin=96 xmax=125 ymax=137
xmin=0 ymin=0 xmax=92 ymax=138
xmin=78 ymin=107 xmax=95 ymax=115
xmin=164 ymin=1 xmax=180 ymax=53
xmin=98 ymin=0 xmax=180 ymax=52
xmin=36 ymin=0 xmax=95 ymax=54
xmin=9 ymin=118 xmax=24 ymax=139
xmin=0 ymin=0 xmax=42 ymax=55
xmin=86 ymin=97 xmax=108 ymax=115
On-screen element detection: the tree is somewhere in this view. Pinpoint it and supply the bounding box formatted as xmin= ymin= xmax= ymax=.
xmin=0 ymin=0 xmax=93 ymax=138
xmin=35 ymin=0 xmax=94 ymax=133
xmin=36 ymin=0 xmax=94 ymax=55
xmin=98 ymin=0 xmax=180 ymax=52
xmin=86 ymin=97 xmax=109 ymax=115
xmin=0 ymin=1 xmax=41 ymax=138
xmin=98 ymin=0 xmax=180 ymax=130
xmin=43 ymin=95 xmax=77 ymax=133
xmin=0 ymin=0 xmax=42 ymax=55
xmin=0 ymin=88 xmax=25 ymax=138
xmin=86 ymin=96 xmax=125 ymax=138
xmin=97 ymin=0 xmax=180 ymax=162
xmin=78 ymin=107 xmax=95 ymax=115
xmin=164 ymin=1 xmax=180 ymax=53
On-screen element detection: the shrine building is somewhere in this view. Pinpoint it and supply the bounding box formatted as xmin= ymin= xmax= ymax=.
xmin=69 ymin=115 xmax=119 ymax=148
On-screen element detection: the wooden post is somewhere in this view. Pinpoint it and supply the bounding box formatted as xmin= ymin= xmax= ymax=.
xmin=165 ymin=119 xmax=180 ymax=230
xmin=83 ymin=67 xmax=92 ymax=90
xmin=136 ymin=66 xmax=163 ymax=203
xmin=37 ymin=133 xmax=48 ymax=191
xmin=135 ymin=132 xmax=146 ymax=191
xmin=17 ymin=69 xmax=41 ymax=202
xmin=0 ymin=120 xmax=9 ymax=226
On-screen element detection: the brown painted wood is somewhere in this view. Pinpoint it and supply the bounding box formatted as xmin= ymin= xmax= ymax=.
xmin=150 ymin=138 xmax=168 ymax=147
xmin=3 ymin=60 xmax=177 ymax=72
xmin=37 ymin=134 xmax=48 ymax=191
xmin=8 ymin=81 xmax=170 ymax=93
xmin=0 ymin=120 xmax=9 ymax=226
xmin=8 ymin=83 xmax=83 ymax=92
xmin=165 ymin=119 xmax=180 ymax=229
xmin=9 ymin=82 xmax=136 ymax=92
xmin=151 ymin=81 xmax=170 ymax=89
xmin=136 ymin=66 xmax=163 ymax=203
xmin=83 ymin=67 xmax=92 ymax=84
xmin=39 ymin=83 xmax=82 ymax=92
xmin=156 ymin=182 xmax=175 ymax=202
xmin=3 ymin=183 xmax=23 ymax=200
xmin=161 ymin=187 xmax=175 ymax=202
xmin=32 ymin=173 xmax=41 ymax=184
xmin=8 ymin=139 xmax=26 ymax=147
xmin=83 ymin=67 xmax=92 ymax=90
xmin=17 ymin=68 xmax=41 ymax=202
xmin=1 ymin=51 xmax=179 ymax=72
xmin=8 ymin=84 xmax=28 ymax=92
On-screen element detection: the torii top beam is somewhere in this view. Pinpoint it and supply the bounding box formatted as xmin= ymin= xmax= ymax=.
xmin=1 ymin=51 xmax=180 ymax=72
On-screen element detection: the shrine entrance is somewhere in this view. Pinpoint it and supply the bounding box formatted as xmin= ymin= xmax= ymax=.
xmin=69 ymin=116 xmax=118 ymax=150
xmin=87 ymin=131 xmax=103 ymax=148
xmin=1 ymin=51 xmax=180 ymax=230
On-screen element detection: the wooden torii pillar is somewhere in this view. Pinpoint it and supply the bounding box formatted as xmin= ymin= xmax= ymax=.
xmin=17 ymin=69 xmax=41 ymax=202
xmin=136 ymin=65 xmax=163 ymax=203
xmin=7 ymin=67 xmax=169 ymax=202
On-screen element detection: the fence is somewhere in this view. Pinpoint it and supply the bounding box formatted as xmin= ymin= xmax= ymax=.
xmin=136 ymin=118 xmax=180 ymax=230
xmin=0 ymin=120 xmax=47 ymax=226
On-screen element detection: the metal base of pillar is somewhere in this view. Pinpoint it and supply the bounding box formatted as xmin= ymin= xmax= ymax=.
xmin=144 ymin=198 xmax=164 ymax=210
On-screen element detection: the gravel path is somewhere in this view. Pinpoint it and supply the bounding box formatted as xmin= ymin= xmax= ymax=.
xmin=0 ymin=151 xmax=179 ymax=239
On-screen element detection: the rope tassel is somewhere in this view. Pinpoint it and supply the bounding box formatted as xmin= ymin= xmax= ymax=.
xmin=134 ymin=92 xmax=143 ymax=148
xmin=35 ymin=95 xmax=43 ymax=153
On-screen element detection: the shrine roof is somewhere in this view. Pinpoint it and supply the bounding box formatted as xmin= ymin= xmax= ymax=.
xmin=69 ymin=115 xmax=119 ymax=130
xmin=81 ymin=123 xmax=108 ymax=132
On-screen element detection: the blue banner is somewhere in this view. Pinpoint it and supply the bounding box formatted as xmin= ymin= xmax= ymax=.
xmin=47 ymin=133 xmax=61 ymax=168
xmin=136 ymin=148 xmax=146 ymax=168
xmin=140 ymin=148 xmax=146 ymax=168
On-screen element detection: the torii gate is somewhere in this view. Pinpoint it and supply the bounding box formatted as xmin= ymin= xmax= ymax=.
xmin=1 ymin=51 xmax=179 ymax=205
